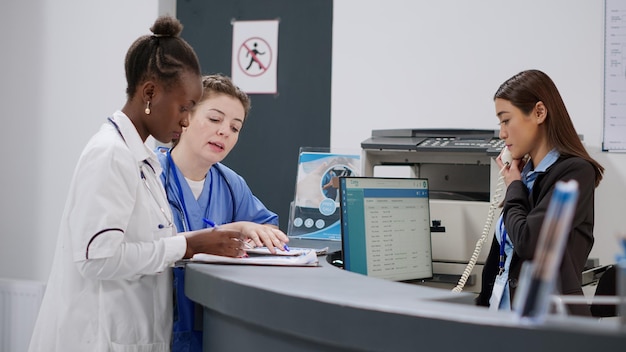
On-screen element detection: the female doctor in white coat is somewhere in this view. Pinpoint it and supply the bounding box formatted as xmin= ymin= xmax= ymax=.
xmin=28 ymin=16 xmax=272 ymax=352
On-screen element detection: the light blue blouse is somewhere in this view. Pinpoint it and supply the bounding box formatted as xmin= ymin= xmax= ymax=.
xmin=492 ymin=148 xmax=560 ymax=310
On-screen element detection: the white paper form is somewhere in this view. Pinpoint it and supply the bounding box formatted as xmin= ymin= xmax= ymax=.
xmin=604 ymin=0 xmax=626 ymax=152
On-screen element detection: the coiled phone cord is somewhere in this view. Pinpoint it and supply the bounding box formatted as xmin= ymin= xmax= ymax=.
xmin=451 ymin=165 xmax=508 ymax=293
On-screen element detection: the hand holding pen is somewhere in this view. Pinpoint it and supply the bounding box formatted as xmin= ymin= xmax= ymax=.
xmin=182 ymin=224 xmax=245 ymax=259
xmin=201 ymin=219 xmax=250 ymax=257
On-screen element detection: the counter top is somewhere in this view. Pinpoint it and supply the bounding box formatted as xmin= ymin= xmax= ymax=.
xmin=185 ymin=240 xmax=626 ymax=352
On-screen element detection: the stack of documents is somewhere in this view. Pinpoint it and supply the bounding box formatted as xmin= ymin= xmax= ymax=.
xmin=191 ymin=247 xmax=321 ymax=267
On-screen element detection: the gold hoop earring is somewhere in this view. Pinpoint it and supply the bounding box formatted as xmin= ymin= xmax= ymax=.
xmin=145 ymin=101 xmax=151 ymax=115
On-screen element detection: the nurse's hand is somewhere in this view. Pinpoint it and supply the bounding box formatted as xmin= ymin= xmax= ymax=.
xmin=218 ymin=222 xmax=289 ymax=254
xmin=183 ymin=228 xmax=245 ymax=259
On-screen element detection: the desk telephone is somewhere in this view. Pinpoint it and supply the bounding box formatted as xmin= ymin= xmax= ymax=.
xmin=452 ymin=146 xmax=512 ymax=292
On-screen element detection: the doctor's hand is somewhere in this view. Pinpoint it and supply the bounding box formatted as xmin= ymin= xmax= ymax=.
xmin=218 ymin=222 xmax=289 ymax=254
xmin=183 ymin=228 xmax=245 ymax=259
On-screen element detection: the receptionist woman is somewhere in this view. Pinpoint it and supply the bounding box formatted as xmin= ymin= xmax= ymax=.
xmin=156 ymin=74 xmax=289 ymax=351
xmin=28 ymin=16 xmax=264 ymax=352
xmin=476 ymin=69 xmax=604 ymax=316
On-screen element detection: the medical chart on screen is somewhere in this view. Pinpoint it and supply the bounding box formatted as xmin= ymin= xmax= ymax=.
xmin=362 ymin=195 xmax=432 ymax=279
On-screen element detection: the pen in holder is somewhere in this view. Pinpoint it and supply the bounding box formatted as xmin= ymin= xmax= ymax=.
xmin=512 ymin=180 xmax=579 ymax=322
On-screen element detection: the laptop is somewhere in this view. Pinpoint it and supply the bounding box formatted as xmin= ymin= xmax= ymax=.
xmin=338 ymin=177 xmax=433 ymax=282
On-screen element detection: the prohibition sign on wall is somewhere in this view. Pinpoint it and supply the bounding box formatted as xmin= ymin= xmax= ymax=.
xmin=238 ymin=37 xmax=273 ymax=77
xmin=231 ymin=20 xmax=279 ymax=94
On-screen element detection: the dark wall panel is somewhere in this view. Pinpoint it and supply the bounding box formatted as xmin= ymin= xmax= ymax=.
xmin=178 ymin=0 xmax=333 ymax=232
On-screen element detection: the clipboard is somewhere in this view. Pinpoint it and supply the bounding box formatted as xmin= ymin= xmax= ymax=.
xmin=190 ymin=248 xmax=320 ymax=267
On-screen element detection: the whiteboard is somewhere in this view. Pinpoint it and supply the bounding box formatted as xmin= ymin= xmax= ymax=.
xmin=604 ymin=0 xmax=626 ymax=152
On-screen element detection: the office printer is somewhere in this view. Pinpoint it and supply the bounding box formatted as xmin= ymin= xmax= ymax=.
xmin=361 ymin=128 xmax=505 ymax=293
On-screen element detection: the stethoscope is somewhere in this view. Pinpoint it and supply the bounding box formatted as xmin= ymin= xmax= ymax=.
xmin=159 ymin=146 xmax=236 ymax=232
xmin=107 ymin=117 xmax=173 ymax=229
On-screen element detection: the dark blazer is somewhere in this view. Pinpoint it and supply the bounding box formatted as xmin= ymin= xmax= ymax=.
xmin=476 ymin=156 xmax=596 ymax=316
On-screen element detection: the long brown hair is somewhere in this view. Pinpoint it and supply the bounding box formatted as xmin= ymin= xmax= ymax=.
xmin=494 ymin=69 xmax=604 ymax=187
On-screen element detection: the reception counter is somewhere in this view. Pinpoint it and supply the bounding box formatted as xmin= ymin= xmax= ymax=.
xmin=185 ymin=241 xmax=626 ymax=352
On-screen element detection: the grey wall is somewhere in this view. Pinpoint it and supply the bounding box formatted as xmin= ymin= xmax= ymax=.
xmin=0 ymin=0 xmax=170 ymax=282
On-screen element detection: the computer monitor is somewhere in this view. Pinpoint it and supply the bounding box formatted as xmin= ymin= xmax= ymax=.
xmin=339 ymin=177 xmax=433 ymax=282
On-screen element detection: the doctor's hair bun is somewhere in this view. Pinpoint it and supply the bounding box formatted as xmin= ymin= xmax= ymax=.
xmin=124 ymin=15 xmax=200 ymax=98
xmin=150 ymin=15 xmax=183 ymax=38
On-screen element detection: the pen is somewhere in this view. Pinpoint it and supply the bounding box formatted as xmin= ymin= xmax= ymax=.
xmin=283 ymin=244 xmax=290 ymax=252
xmin=202 ymin=218 xmax=216 ymax=228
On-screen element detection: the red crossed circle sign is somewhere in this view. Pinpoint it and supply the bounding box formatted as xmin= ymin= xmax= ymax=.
xmin=237 ymin=37 xmax=273 ymax=77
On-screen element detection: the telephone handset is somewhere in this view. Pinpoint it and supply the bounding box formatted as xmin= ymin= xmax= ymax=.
xmin=452 ymin=146 xmax=511 ymax=293
xmin=500 ymin=146 xmax=531 ymax=167
xmin=500 ymin=146 xmax=513 ymax=166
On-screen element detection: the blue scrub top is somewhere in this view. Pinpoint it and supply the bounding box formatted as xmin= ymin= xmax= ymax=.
xmin=156 ymin=147 xmax=279 ymax=232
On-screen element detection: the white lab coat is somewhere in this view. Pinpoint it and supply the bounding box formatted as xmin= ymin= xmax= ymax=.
xmin=29 ymin=111 xmax=187 ymax=352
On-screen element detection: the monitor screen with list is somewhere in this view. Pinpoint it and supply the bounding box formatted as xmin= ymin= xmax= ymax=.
xmin=339 ymin=177 xmax=433 ymax=282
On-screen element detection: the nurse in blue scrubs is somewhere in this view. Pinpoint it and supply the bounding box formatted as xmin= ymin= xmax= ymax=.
xmin=156 ymin=74 xmax=289 ymax=352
